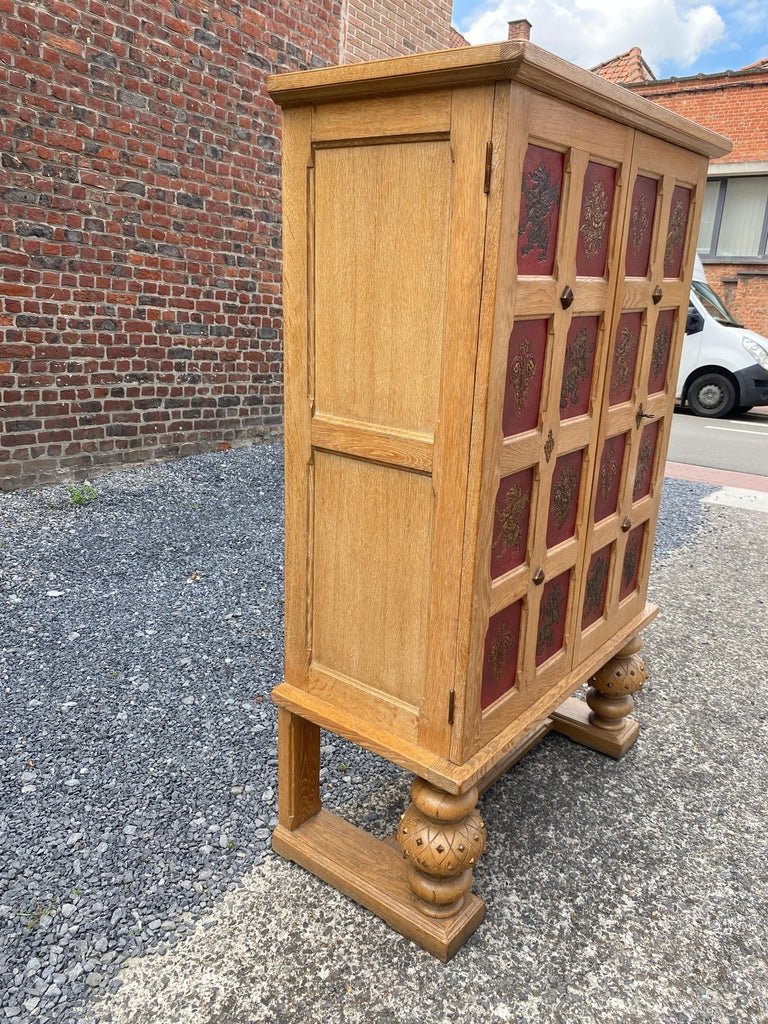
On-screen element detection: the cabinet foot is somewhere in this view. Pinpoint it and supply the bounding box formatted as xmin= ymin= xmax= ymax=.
xmin=397 ymin=779 xmax=486 ymax=920
xmin=550 ymin=634 xmax=647 ymax=758
xmin=273 ymin=711 xmax=486 ymax=960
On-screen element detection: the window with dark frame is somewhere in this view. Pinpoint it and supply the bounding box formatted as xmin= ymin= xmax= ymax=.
xmin=698 ymin=176 xmax=768 ymax=261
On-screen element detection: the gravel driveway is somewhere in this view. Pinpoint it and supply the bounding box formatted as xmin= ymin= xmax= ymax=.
xmin=1 ymin=443 xmax=766 ymax=1023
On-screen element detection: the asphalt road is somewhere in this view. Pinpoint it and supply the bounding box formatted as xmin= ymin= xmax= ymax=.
xmin=668 ymin=407 xmax=768 ymax=477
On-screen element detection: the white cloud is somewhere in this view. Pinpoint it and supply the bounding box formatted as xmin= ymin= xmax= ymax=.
xmin=460 ymin=0 xmax=726 ymax=76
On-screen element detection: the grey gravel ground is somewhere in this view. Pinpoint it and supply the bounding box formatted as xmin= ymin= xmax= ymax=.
xmin=1 ymin=443 xmax=766 ymax=1024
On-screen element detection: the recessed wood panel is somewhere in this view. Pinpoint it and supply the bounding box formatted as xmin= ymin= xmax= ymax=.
xmin=633 ymin=419 xmax=661 ymax=501
xmin=647 ymin=309 xmax=676 ymax=395
xmin=535 ymin=570 xmax=570 ymax=667
xmin=560 ymin=315 xmax=600 ymax=420
xmin=517 ymin=144 xmax=563 ymax=276
xmin=620 ymin=524 xmax=645 ymax=601
xmin=502 ymin=318 xmax=548 ymax=436
xmin=312 ymin=452 xmax=433 ymax=706
xmin=544 ymin=448 xmax=585 ymax=552
xmin=663 ymin=185 xmax=692 ymax=278
xmin=576 ymin=162 xmax=616 ymax=278
xmin=481 ymin=600 xmax=523 ymax=710
xmin=581 ymin=543 xmax=612 ymax=629
xmin=609 ymin=311 xmax=643 ymax=406
xmin=314 ymin=141 xmax=451 ymax=433
xmin=546 ymin=448 xmax=584 ymax=549
xmin=491 ymin=467 xmax=534 ymax=580
xmin=625 ymin=174 xmax=657 ymax=277
xmin=594 ymin=432 xmax=627 ymax=522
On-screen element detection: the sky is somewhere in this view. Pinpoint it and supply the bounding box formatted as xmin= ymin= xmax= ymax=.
xmin=452 ymin=0 xmax=768 ymax=79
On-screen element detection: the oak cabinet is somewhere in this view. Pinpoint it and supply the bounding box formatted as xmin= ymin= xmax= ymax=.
xmin=268 ymin=42 xmax=729 ymax=960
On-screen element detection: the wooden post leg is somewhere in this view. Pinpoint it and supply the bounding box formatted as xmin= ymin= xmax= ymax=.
xmin=277 ymin=707 xmax=321 ymax=831
xmin=396 ymin=779 xmax=486 ymax=919
xmin=550 ymin=633 xmax=648 ymax=758
xmin=273 ymin=724 xmax=486 ymax=960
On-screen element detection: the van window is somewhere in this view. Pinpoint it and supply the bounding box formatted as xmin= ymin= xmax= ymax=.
xmin=691 ymin=280 xmax=741 ymax=327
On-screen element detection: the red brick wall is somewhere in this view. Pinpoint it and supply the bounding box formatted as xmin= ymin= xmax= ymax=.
xmin=633 ymin=71 xmax=768 ymax=338
xmin=0 ymin=0 xmax=341 ymax=491
xmin=340 ymin=0 xmax=455 ymax=63
xmin=708 ymin=265 xmax=768 ymax=338
xmin=634 ymin=68 xmax=768 ymax=165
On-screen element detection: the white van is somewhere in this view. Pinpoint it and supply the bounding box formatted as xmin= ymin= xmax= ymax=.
xmin=677 ymin=256 xmax=768 ymax=417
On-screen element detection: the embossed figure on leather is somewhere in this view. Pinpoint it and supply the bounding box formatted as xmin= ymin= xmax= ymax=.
xmin=517 ymin=144 xmax=563 ymax=276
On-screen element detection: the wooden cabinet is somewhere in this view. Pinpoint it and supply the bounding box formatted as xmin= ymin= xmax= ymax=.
xmin=268 ymin=42 xmax=730 ymax=960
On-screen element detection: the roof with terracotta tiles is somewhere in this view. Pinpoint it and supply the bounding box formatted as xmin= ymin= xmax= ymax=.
xmin=592 ymin=47 xmax=656 ymax=85
xmin=449 ymin=25 xmax=469 ymax=48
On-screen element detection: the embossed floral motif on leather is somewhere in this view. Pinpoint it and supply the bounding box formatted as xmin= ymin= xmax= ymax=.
xmin=620 ymin=525 xmax=645 ymax=600
xmin=614 ymin=325 xmax=634 ymax=390
xmin=651 ymin=321 xmax=670 ymax=379
xmin=625 ymin=176 xmax=657 ymax=277
xmin=481 ymin=600 xmax=523 ymax=709
xmin=552 ymin=465 xmax=577 ymax=529
xmin=599 ymin=448 xmax=618 ymax=502
xmin=494 ymin=484 xmax=529 ymax=557
xmin=536 ymin=578 xmax=564 ymax=657
xmin=510 ymin=337 xmax=536 ymax=413
xmin=648 ymin=309 xmax=675 ymax=394
xmin=663 ymin=186 xmax=691 ymax=277
xmin=489 ymin=624 xmax=515 ymax=680
xmin=622 ymin=532 xmax=641 ymax=588
xmin=583 ymin=548 xmax=610 ymax=626
xmin=580 ymin=181 xmax=609 ymax=259
xmin=609 ymin=312 xmax=642 ymax=405
xmin=664 ymin=201 xmax=685 ymax=269
xmin=633 ymin=421 xmax=659 ymax=501
xmin=561 ymin=328 xmax=591 ymax=410
xmin=631 ymin=193 xmax=649 ymax=259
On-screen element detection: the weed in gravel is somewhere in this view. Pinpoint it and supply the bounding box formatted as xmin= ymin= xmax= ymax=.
xmin=67 ymin=481 xmax=98 ymax=506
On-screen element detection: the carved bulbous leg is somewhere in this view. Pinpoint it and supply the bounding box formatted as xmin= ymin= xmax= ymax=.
xmin=396 ymin=779 xmax=486 ymax=919
xmin=586 ymin=634 xmax=647 ymax=732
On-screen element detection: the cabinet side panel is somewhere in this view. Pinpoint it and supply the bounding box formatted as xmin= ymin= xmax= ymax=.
xmin=312 ymin=451 xmax=433 ymax=706
xmin=313 ymin=141 xmax=451 ymax=434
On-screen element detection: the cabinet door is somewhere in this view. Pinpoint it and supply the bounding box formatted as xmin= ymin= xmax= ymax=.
xmin=282 ymin=86 xmax=495 ymax=762
xmin=574 ymin=133 xmax=708 ymax=661
xmin=457 ymin=90 xmax=634 ymax=760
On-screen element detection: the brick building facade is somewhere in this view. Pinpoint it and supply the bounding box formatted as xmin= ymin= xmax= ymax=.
xmin=0 ymin=1 xmax=464 ymax=491
xmin=631 ymin=63 xmax=768 ymax=338
xmin=593 ymin=52 xmax=768 ymax=338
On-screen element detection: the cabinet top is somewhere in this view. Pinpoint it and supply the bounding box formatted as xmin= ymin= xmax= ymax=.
xmin=267 ymin=41 xmax=730 ymax=159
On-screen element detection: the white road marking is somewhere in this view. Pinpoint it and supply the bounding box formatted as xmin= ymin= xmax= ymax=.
xmin=703 ymin=425 xmax=768 ymax=436
xmin=703 ymin=487 xmax=768 ymax=512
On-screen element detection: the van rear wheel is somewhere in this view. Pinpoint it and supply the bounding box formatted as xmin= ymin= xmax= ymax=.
xmin=687 ymin=373 xmax=736 ymax=418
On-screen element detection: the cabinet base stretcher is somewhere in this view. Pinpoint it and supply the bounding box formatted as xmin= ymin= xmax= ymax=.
xmin=272 ymin=626 xmax=650 ymax=961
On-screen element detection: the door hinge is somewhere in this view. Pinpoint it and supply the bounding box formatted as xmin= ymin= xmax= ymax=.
xmin=483 ymin=142 xmax=493 ymax=194
xmin=448 ymin=689 xmax=455 ymax=726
